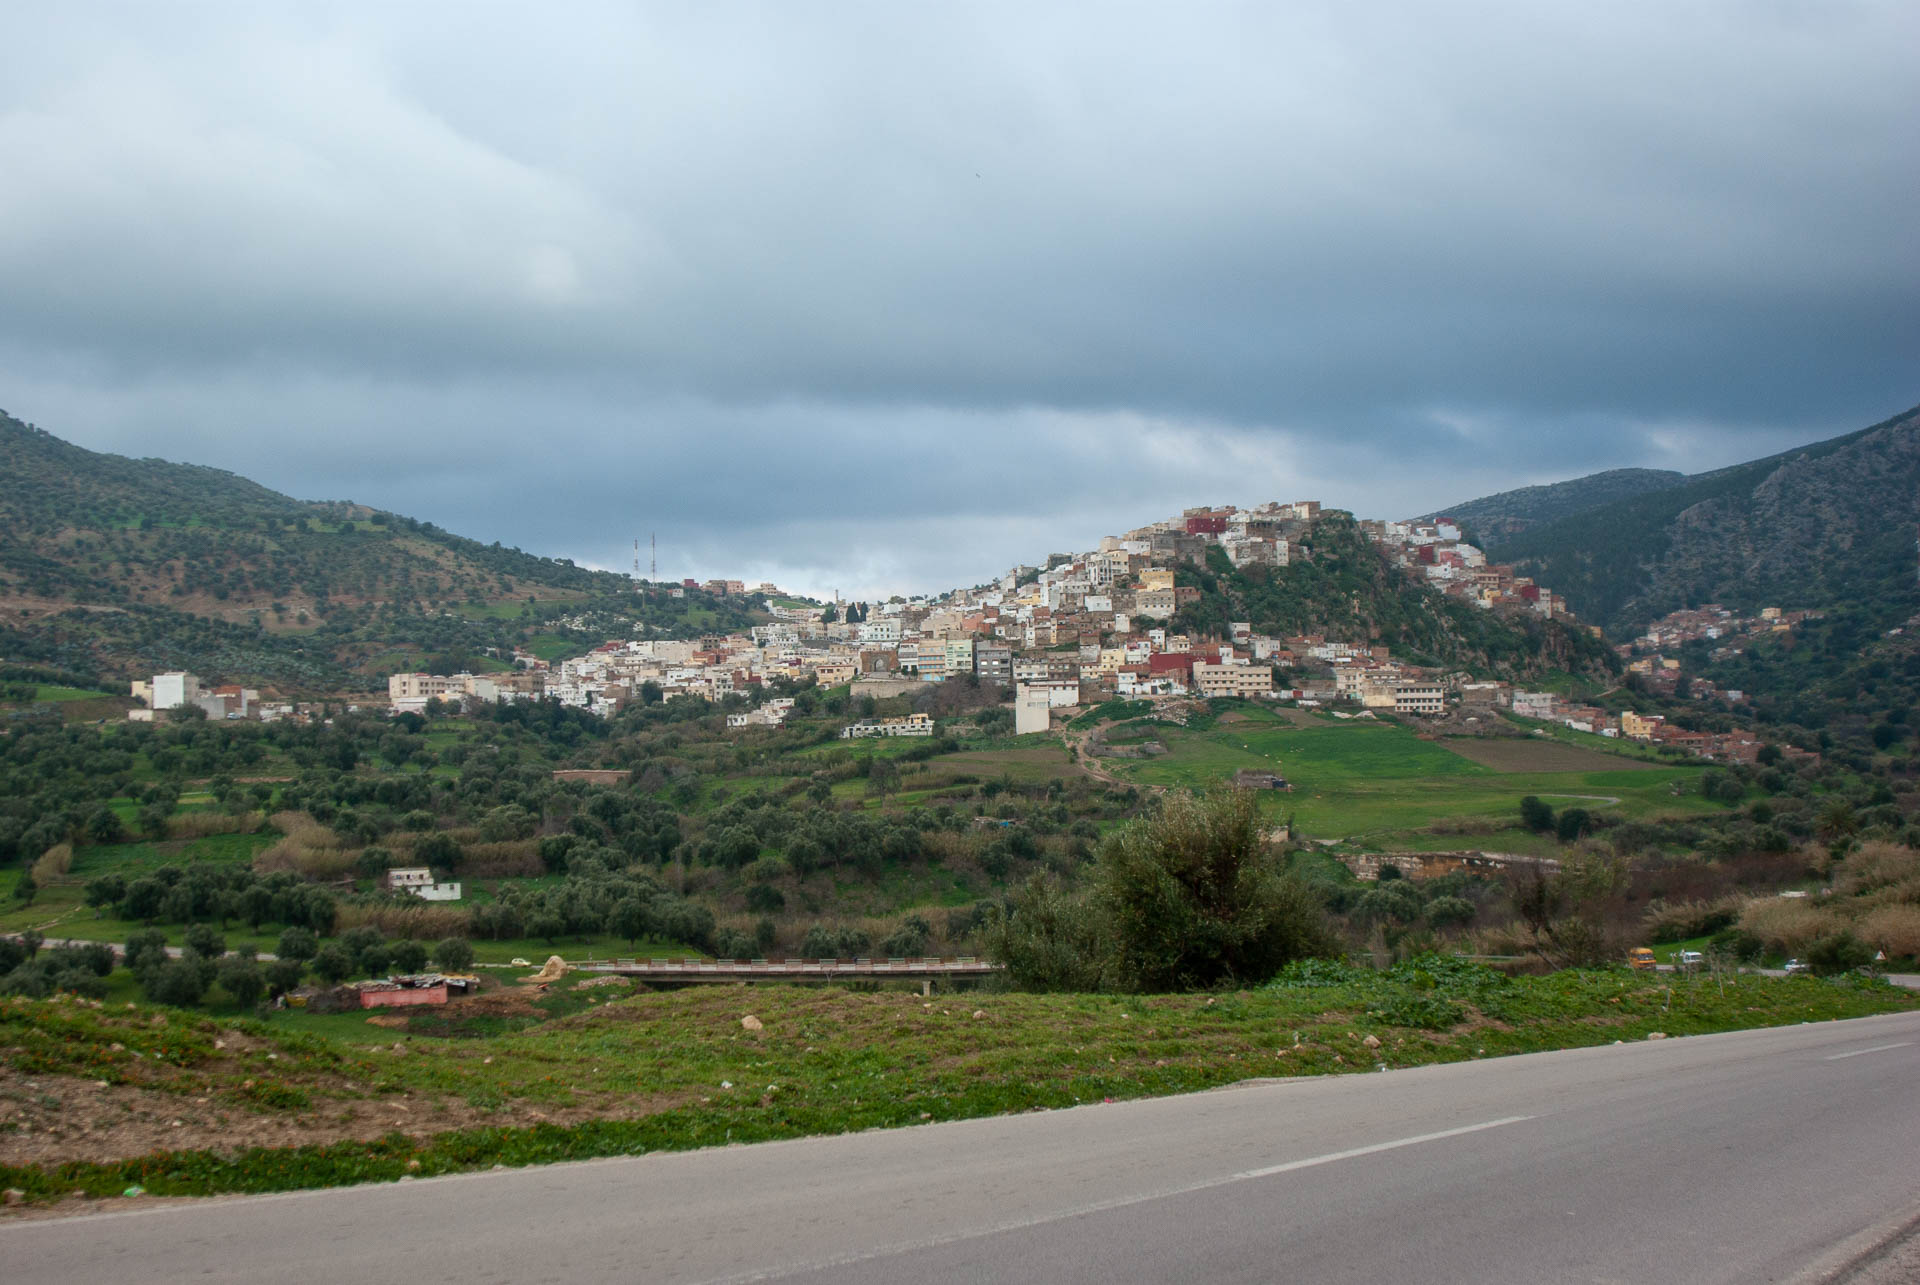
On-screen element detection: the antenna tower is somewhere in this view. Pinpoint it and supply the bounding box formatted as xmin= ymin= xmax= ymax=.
xmin=633 ymin=538 xmax=640 ymax=581
xmin=650 ymin=532 xmax=657 ymax=579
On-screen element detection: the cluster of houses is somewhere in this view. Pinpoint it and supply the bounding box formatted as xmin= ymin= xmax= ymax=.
xmin=1612 ymin=604 xmax=1821 ymax=704
xmin=128 ymin=672 xmax=309 ymax=723
xmin=1631 ymin=603 xmax=1820 ymax=656
xmin=1489 ymin=685 xmax=1795 ymax=765
xmin=1359 ymin=516 xmax=1575 ymax=620
xmin=114 ymin=496 xmax=1767 ymax=773
xmin=366 ymin=499 xmax=1595 ymax=737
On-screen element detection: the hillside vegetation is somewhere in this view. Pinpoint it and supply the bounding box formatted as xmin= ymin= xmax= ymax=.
xmin=1172 ymin=513 xmax=1614 ymax=680
xmin=1426 ymin=467 xmax=1686 ymax=545
xmin=0 ymin=410 xmax=766 ymax=689
xmin=1489 ymin=404 xmax=1920 ymax=636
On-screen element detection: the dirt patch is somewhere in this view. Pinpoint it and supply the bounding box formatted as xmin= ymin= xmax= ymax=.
xmin=1438 ymin=736 xmax=1663 ymax=773
xmin=0 ymin=1056 xmax=689 ymax=1171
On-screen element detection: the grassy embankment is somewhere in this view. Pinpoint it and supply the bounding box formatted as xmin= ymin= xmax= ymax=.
xmin=2 ymin=960 xmax=1912 ymax=1204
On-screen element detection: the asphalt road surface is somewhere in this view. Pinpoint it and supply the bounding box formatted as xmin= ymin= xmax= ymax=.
xmin=8 ymin=1013 xmax=1920 ymax=1284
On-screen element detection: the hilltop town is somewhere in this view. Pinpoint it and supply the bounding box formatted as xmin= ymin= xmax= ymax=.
xmin=119 ymin=499 xmax=1798 ymax=767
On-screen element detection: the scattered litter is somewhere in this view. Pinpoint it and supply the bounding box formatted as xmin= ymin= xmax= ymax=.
xmin=740 ymin=1015 xmax=763 ymax=1032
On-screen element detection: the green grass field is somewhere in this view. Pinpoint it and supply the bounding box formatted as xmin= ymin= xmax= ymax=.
xmin=1102 ymin=709 xmax=1720 ymax=842
xmin=27 ymin=685 xmax=117 ymax=702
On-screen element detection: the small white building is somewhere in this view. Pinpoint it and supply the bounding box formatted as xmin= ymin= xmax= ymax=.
xmin=386 ymin=867 xmax=461 ymax=901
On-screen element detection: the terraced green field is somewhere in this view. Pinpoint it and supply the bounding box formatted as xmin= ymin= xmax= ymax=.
xmin=1103 ymin=709 xmax=1722 ymax=842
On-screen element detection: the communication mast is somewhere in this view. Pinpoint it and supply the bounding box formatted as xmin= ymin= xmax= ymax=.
xmin=632 ymin=538 xmax=640 ymax=582
xmin=650 ymin=532 xmax=657 ymax=580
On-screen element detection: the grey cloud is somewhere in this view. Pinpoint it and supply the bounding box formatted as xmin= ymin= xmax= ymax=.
xmin=1 ymin=2 xmax=1915 ymax=594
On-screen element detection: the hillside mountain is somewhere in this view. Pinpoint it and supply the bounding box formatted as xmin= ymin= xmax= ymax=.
xmin=1172 ymin=513 xmax=1614 ymax=681
xmin=1487 ymin=404 xmax=1920 ymax=636
xmin=0 ymin=410 xmax=764 ymax=690
xmin=0 ymin=408 xmax=628 ymax=621
xmin=1424 ymin=468 xmax=1685 ymax=545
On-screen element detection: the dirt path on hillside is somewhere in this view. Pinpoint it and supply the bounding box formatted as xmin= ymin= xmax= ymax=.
xmin=1061 ymin=724 xmax=1137 ymax=789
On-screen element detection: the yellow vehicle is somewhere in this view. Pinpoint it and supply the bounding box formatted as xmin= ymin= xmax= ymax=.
xmin=1628 ymin=947 xmax=1658 ymax=971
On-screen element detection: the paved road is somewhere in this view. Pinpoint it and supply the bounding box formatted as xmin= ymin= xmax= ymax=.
xmin=7 ymin=1013 xmax=1920 ymax=1284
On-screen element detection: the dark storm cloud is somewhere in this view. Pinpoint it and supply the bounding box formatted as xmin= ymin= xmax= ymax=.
xmin=1 ymin=2 xmax=1914 ymax=595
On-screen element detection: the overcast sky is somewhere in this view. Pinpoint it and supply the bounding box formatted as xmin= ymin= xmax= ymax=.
xmin=2 ymin=3 xmax=1915 ymax=598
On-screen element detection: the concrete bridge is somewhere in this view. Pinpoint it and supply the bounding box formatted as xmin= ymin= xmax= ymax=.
xmin=574 ymin=955 xmax=1002 ymax=993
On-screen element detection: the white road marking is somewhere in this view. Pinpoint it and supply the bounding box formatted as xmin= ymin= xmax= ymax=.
xmin=1824 ymin=1042 xmax=1913 ymax=1061
xmin=708 ymin=1115 xmax=1537 ymax=1284
xmin=1232 ymin=1115 xmax=1537 ymax=1180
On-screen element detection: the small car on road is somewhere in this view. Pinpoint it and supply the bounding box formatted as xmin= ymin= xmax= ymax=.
xmin=1783 ymin=958 xmax=1811 ymax=976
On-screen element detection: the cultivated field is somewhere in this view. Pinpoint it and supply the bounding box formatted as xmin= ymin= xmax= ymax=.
xmin=1436 ymin=735 xmax=1672 ymax=773
xmin=1101 ymin=708 xmax=1719 ymax=841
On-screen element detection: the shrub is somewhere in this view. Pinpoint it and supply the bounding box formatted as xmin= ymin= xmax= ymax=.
xmin=1833 ymin=842 xmax=1920 ymax=898
xmin=183 ymin=923 xmax=226 ymax=960
xmin=453 ymin=841 xmax=542 ymax=879
xmin=1519 ymin=796 xmax=1556 ymax=833
xmin=1642 ymin=897 xmax=1744 ymax=943
xmin=123 ymin=928 xmax=172 ymax=976
xmin=276 ymin=927 xmax=318 ymax=962
xmin=1807 ymin=931 xmax=1872 ymax=976
xmin=144 ymin=958 xmax=212 ymax=1007
xmin=1857 ymin=905 xmax=1920 ymax=960
xmin=982 ymin=873 xmax=1110 ymax=992
xmin=388 ymin=940 xmax=429 ymax=973
xmin=712 ymin=929 xmax=756 ymax=959
xmin=85 ymin=807 xmax=125 ymax=845
xmin=30 ymin=843 xmax=74 ymax=886
xmin=83 ymin=873 xmax=127 ymax=914
xmin=169 ymin=810 xmax=263 ymax=840
xmin=433 ymin=937 xmax=475 ymax=972
xmin=217 ymin=957 xmax=267 ymax=1008
xmin=1738 ymin=899 xmax=1838 ymax=956
xmin=333 ymin=902 xmax=470 ymax=941
xmin=1555 ymin=808 xmax=1592 ymax=842
xmin=310 ymin=943 xmax=356 ymax=984
xmin=49 ymin=941 xmax=116 ymax=977
xmin=265 ymin=957 xmax=306 ymax=995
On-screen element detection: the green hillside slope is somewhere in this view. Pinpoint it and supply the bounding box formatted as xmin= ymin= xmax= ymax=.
xmin=1172 ymin=513 xmax=1614 ymax=680
xmin=1490 ymin=404 xmax=1920 ymax=635
xmin=0 ymin=411 xmax=766 ymax=690
xmin=1425 ymin=467 xmax=1685 ymax=545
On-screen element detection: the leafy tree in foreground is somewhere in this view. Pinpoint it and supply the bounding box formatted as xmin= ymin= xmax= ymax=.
xmin=990 ymin=790 xmax=1339 ymax=993
xmin=984 ymin=872 xmax=1111 ymax=992
xmin=1096 ymin=789 xmax=1340 ymax=991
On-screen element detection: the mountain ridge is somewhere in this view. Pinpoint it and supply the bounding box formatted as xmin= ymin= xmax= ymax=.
xmin=1422 ymin=466 xmax=1687 ymax=545
xmin=1485 ymin=404 xmax=1920 ymax=635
